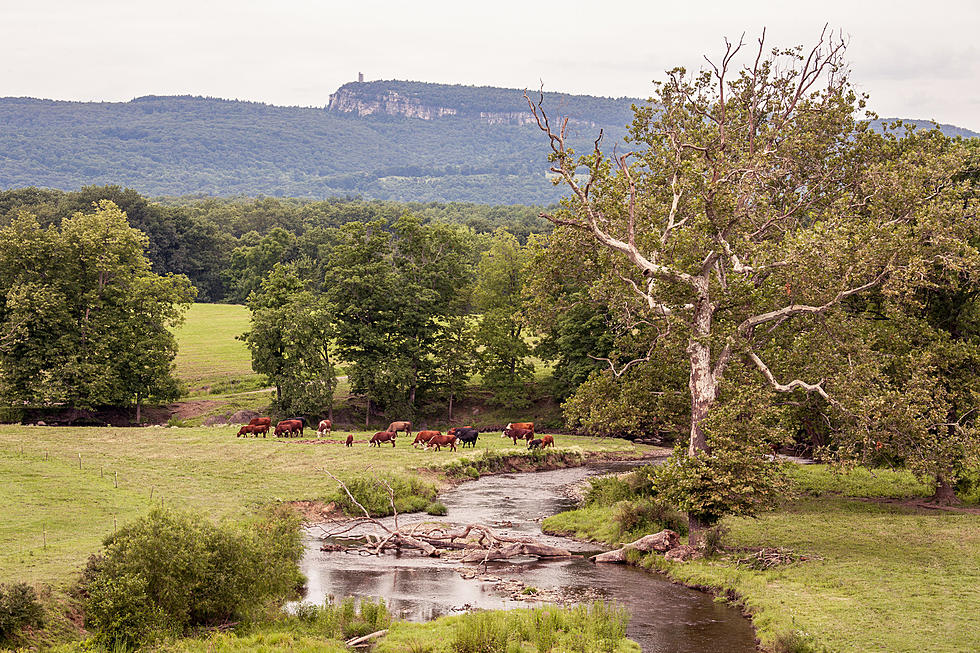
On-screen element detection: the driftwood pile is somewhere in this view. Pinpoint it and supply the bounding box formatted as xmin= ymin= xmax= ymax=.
xmin=318 ymin=470 xmax=571 ymax=562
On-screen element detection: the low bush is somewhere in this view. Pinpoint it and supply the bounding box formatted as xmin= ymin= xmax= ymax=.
xmin=425 ymin=501 xmax=448 ymax=516
xmin=0 ymin=582 xmax=44 ymax=644
xmin=82 ymin=506 xmax=304 ymax=647
xmin=612 ymin=499 xmax=687 ymax=539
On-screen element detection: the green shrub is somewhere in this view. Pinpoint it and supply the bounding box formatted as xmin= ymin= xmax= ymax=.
xmin=83 ymin=506 xmax=304 ymax=647
xmin=612 ymin=499 xmax=687 ymax=539
xmin=328 ymin=473 xmax=437 ymax=517
xmin=425 ymin=501 xmax=448 ymax=516
xmin=0 ymin=582 xmax=44 ymax=643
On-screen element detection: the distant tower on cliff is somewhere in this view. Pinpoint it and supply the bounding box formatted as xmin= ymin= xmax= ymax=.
xmin=358 ymin=72 xmax=364 ymax=83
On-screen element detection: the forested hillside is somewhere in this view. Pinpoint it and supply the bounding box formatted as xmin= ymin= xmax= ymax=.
xmin=0 ymin=84 xmax=635 ymax=204
xmin=4 ymin=80 xmax=974 ymax=205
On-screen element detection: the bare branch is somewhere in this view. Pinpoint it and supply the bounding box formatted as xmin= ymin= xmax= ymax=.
xmin=748 ymin=351 xmax=838 ymax=405
xmin=739 ymin=266 xmax=890 ymax=333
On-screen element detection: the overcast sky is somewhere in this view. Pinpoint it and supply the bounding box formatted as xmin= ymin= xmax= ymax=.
xmin=3 ymin=0 xmax=978 ymax=129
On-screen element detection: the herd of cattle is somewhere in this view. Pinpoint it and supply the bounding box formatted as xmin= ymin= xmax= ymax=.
xmin=236 ymin=418 xmax=555 ymax=451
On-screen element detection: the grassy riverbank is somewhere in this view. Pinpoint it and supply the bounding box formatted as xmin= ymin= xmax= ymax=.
xmin=543 ymin=464 xmax=980 ymax=653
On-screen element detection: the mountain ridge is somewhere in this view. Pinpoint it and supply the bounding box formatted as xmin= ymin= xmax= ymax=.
xmin=1 ymin=80 xmax=975 ymax=205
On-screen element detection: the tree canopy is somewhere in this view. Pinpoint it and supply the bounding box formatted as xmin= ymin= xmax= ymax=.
xmin=0 ymin=201 xmax=195 ymax=417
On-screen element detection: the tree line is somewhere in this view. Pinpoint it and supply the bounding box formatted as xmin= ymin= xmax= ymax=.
xmin=0 ymin=189 xmax=552 ymax=302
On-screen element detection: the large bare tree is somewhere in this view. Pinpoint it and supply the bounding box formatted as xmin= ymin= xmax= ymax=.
xmin=526 ymin=30 xmax=972 ymax=467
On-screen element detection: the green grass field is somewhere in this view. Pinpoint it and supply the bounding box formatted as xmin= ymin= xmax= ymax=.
xmin=544 ymin=464 xmax=980 ymax=653
xmin=172 ymin=303 xmax=258 ymax=393
xmin=0 ymin=425 xmax=637 ymax=587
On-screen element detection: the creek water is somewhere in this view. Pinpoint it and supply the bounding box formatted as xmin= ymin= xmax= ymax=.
xmin=296 ymin=461 xmax=757 ymax=653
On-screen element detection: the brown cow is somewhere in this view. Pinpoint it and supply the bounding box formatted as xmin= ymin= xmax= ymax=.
xmin=345 ymin=433 xmax=354 ymax=447
xmin=503 ymin=428 xmax=534 ymax=444
xmin=426 ymin=434 xmax=458 ymax=452
xmin=237 ymin=425 xmax=253 ymax=437
xmin=506 ymin=422 xmax=534 ymax=434
xmin=274 ymin=419 xmax=304 ymax=437
xmin=370 ymin=431 xmax=397 ymax=447
xmin=251 ymin=423 xmax=269 ymax=438
xmin=248 ymin=417 xmax=272 ymax=428
xmin=317 ymin=419 xmax=332 ymax=436
xmin=540 ymin=434 xmax=554 ymax=448
xmin=413 ymin=430 xmax=441 ymax=447
xmin=387 ymin=421 xmax=412 ymax=438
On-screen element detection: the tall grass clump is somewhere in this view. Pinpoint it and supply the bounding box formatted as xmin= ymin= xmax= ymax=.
xmin=328 ymin=473 xmax=437 ymax=516
xmin=447 ymin=603 xmax=632 ymax=653
xmin=451 ymin=611 xmax=509 ymax=653
xmin=81 ymin=506 xmax=304 ymax=648
xmin=293 ymin=596 xmax=391 ymax=641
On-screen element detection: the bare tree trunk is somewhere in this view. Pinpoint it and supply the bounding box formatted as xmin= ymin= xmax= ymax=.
xmin=687 ymin=295 xmax=716 ymax=457
xmin=365 ymin=398 xmax=371 ymax=428
xmin=135 ymin=393 xmax=142 ymax=424
xmin=448 ymin=393 xmax=454 ymax=422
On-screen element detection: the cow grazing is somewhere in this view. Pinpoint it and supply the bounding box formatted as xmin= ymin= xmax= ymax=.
xmin=317 ymin=420 xmax=332 ymax=437
xmin=345 ymin=433 xmax=354 ymax=447
xmin=540 ymin=435 xmax=555 ymax=448
xmin=370 ymin=431 xmax=397 ymax=447
xmin=503 ymin=428 xmax=534 ymax=444
xmin=453 ymin=427 xmax=479 ymax=448
xmin=413 ymin=430 xmax=441 ymax=448
xmin=287 ymin=417 xmax=308 ymax=428
xmin=274 ymin=419 xmax=304 ymax=437
xmin=527 ymin=438 xmax=543 ymax=450
xmin=506 ymin=422 xmax=534 ymax=435
xmin=248 ymin=417 xmax=272 ymax=428
xmin=426 ymin=434 xmax=458 ymax=452
xmin=237 ymin=425 xmax=253 ymax=437
xmin=251 ymin=423 xmax=269 ymax=438
xmin=387 ymin=421 xmax=412 ymax=438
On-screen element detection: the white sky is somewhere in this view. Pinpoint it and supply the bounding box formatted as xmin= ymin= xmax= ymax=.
xmin=2 ymin=0 xmax=978 ymax=129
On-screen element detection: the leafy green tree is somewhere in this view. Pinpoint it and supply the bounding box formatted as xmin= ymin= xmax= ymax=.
xmin=474 ymin=230 xmax=533 ymax=407
xmin=240 ymin=263 xmax=336 ymax=417
xmin=528 ymin=33 xmax=980 ymax=530
xmin=0 ymin=202 xmax=194 ymax=416
xmin=324 ymin=215 xmax=474 ymax=419
xmin=431 ymin=316 xmax=478 ymax=421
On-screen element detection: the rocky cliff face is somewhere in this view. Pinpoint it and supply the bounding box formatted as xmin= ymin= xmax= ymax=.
xmin=327 ymin=88 xmax=459 ymax=120
xmin=327 ymin=87 xmax=553 ymax=126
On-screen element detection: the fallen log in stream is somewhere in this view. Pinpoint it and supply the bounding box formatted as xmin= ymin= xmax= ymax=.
xmin=318 ymin=470 xmax=572 ymax=561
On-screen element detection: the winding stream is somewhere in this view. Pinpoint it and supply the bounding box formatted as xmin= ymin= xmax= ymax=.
xmin=296 ymin=462 xmax=757 ymax=652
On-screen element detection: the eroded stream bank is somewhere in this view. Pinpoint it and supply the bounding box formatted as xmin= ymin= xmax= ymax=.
xmin=297 ymin=462 xmax=757 ymax=653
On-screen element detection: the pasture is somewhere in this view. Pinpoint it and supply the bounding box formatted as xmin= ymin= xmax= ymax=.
xmin=172 ymin=303 xmax=258 ymax=394
xmin=0 ymin=424 xmax=637 ymax=586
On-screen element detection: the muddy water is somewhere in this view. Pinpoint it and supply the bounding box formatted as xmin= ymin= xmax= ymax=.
xmin=297 ymin=462 xmax=757 ymax=653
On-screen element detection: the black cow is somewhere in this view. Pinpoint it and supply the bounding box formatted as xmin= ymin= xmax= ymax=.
xmin=455 ymin=427 xmax=479 ymax=448
xmin=527 ymin=438 xmax=543 ymax=450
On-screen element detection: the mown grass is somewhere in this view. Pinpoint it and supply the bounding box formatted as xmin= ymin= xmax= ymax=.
xmin=172 ymin=303 xmax=256 ymax=393
xmin=0 ymin=425 xmax=636 ymax=587
xmin=550 ymin=463 xmax=980 ymax=653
